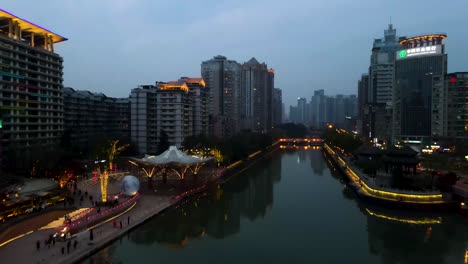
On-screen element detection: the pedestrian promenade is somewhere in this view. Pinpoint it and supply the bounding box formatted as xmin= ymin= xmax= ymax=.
xmin=0 ymin=194 xmax=173 ymax=264
xmin=0 ymin=171 xmax=177 ymax=264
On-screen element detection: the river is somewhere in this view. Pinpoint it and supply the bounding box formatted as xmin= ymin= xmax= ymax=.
xmin=84 ymin=149 xmax=468 ymax=264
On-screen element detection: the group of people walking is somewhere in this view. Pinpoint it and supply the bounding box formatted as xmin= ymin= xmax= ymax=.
xmin=36 ymin=236 xmax=78 ymax=255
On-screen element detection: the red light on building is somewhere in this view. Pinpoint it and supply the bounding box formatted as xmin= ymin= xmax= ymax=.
xmin=449 ymin=77 xmax=457 ymax=83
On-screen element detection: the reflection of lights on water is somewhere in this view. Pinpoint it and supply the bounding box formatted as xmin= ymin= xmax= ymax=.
xmin=365 ymin=208 xmax=442 ymax=225
xmin=464 ymin=250 xmax=468 ymax=263
xmin=297 ymin=156 xmax=300 ymax=164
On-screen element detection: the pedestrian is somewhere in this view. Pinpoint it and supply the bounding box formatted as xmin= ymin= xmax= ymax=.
xmin=61 ymin=247 xmax=65 ymax=255
xmin=90 ymin=229 xmax=94 ymax=241
xmin=85 ymin=191 xmax=88 ymax=197
xmin=36 ymin=240 xmax=40 ymax=251
xmin=119 ymin=220 xmax=122 ymax=229
xmin=127 ymin=215 xmax=130 ymax=225
xmin=73 ymin=240 xmax=78 ymax=250
xmin=67 ymin=240 xmax=71 ymax=253
xmin=52 ymin=237 xmax=56 ymax=246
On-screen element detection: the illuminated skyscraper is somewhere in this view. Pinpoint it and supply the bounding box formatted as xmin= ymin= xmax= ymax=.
xmin=393 ymin=34 xmax=448 ymax=143
xmin=366 ymin=24 xmax=402 ymax=142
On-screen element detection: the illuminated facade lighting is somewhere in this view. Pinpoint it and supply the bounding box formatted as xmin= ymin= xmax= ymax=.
xmin=393 ymin=33 xmax=448 ymax=142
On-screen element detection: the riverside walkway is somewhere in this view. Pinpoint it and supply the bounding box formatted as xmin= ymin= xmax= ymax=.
xmin=0 ymin=172 xmax=177 ymax=264
xmin=0 ymin=193 xmax=173 ymax=264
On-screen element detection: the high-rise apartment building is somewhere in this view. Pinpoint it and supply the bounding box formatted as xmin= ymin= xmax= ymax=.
xmin=0 ymin=9 xmax=66 ymax=153
xmin=201 ymin=55 xmax=241 ymax=138
xmin=297 ymin=97 xmax=307 ymax=124
xmin=357 ymin=74 xmax=369 ymax=135
xmin=266 ymin=69 xmax=274 ymax=130
xmin=130 ymin=78 xmax=208 ymax=154
xmin=241 ymin=58 xmax=273 ymax=133
xmin=130 ymin=85 xmax=158 ymax=154
xmin=446 ymin=72 xmax=468 ymax=140
xmin=180 ymin=77 xmax=209 ymax=137
xmin=63 ymin=88 xmax=129 ymax=150
xmin=289 ymin=106 xmax=298 ymax=123
xmin=366 ymin=24 xmax=401 ymax=142
xmin=155 ymin=80 xmax=193 ymax=148
xmin=272 ymin=88 xmax=283 ymax=126
xmin=310 ymin=90 xmax=326 ymax=128
xmin=393 ymin=34 xmax=448 ymax=143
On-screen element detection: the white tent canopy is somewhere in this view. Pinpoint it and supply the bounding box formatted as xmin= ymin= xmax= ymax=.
xmin=135 ymin=146 xmax=213 ymax=166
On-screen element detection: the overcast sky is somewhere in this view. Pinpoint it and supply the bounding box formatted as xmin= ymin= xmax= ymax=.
xmin=3 ymin=0 xmax=467 ymax=108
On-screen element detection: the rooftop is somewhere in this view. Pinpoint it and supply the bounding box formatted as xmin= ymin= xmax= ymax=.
xmin=399 ymin=33 xmax=447 ymax=45
xmin=0 ymin=8 xmax=67 ymax=43
xmin=180 ymin=77 xmax=206 ymax=87
xmin=158 ymin=80 xmax=189 ymax=92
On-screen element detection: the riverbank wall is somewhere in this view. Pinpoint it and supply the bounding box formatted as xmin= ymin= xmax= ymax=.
xmin=322 ymin=143 xmax=458 ymax=211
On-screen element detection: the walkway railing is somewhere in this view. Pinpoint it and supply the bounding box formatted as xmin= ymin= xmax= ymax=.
xmin=65 ymin=193 xmax=140 ymax=232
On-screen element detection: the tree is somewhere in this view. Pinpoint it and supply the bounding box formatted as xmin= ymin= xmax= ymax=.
xmin=95 ymin=140 xmax=129 ymax=202
xmin=157 ymin=130 xmax=170 ymax=155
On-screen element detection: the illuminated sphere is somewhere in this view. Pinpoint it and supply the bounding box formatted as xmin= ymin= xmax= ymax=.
xmin=120 ymin=175 xmax=140 ymax=196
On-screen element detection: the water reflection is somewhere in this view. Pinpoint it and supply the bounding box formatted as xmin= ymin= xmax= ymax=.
xmin=322 ymin=151 xmax=468 ymax=264
xmin=128 ymin=154 xmax=282 ymax=247
xmin=85 ymin=149 xmax=468 ymax=264
xmin=362 ymin=207 xmax=468 ymax=264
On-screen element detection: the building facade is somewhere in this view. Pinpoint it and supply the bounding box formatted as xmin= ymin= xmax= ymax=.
xmin=366 ymin=24 xmax=401 ymax=142
xmin=272 ymin=88 xmax=283 ymax=126
xmin=297 ymin=97 xmax=307 ymax=125
xmin=130 ymin=78 xmax=209 ymax=154
xmin=181 ymin=77 xmax=209 ymax=137
xmin=0 ymin=9 xmax=66 ymax=171
xmin=63 ymin=87 xmax=129 ymax=149
xmin=393 ymin=34 xmax=448 ymax=143
xmin=240 ymin=58 xmax=273 ymax=133
xmin=310 ymin=89 xmax=326 ymax=128
xmin=446 ymin=72 xmax=468 ymax=140
xmin=357 ymin=74 xmax=369 ymax=135
xmin=156 ymin=80 xmax=192 ymax=148
xmin=201 ymin=55 xmax=241 ymax=138
xmin=130 ymin=85 xmax=158 ymax=154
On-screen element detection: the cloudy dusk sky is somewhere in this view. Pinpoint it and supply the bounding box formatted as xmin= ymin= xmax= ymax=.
xmin=3 ymin=0 xmax=467 ymax=107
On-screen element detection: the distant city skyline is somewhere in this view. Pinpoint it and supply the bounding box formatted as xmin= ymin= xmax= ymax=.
xmin=2 ymin=0 xmax=467 ymax=108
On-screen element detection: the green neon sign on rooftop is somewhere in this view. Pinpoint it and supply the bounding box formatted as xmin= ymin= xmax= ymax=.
xmin=399 ymin=50 xmax=407 ymax=58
